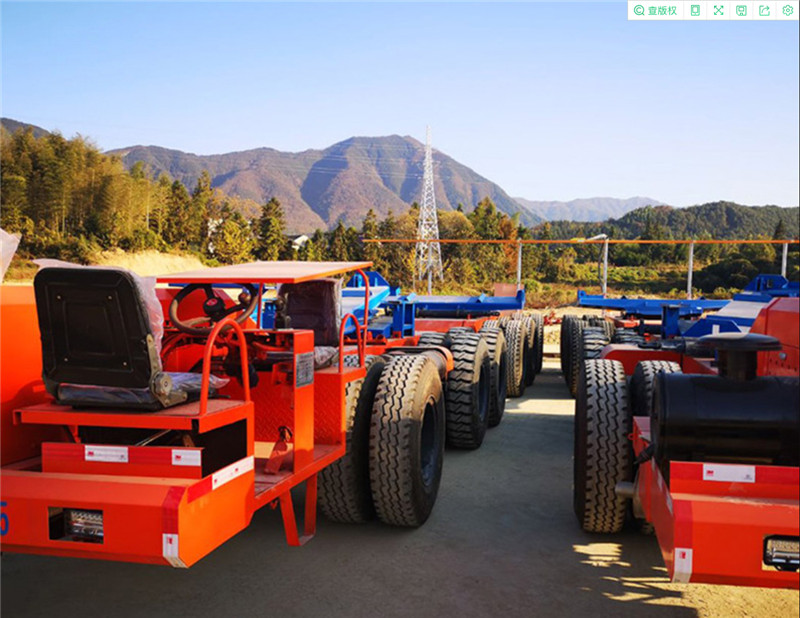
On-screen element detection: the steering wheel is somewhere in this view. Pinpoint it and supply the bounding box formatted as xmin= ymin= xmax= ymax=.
xmin=169 ymin=283 xmax=259 ymax=336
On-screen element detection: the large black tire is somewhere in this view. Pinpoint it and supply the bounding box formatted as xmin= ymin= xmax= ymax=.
xmin=582 ymin=327 xmax=609 ymax=361
xmin=561 ymin=315 xmax=578 ymax=374
xmin=533 ymin=313 xmax=544 ymax=374
xmin=497 ymin=315 xmax=515 ymax=330
xmin=504 ymin=320 xmax=526 ymax=398
xmin=630 ymin=360 xmax=682 ymax=420
xmin=369 ymin=355 xmax=445 ymax=527
xmin=599 ymin=319 xmax=615 ymax=341
xmin=628 ymin=360 xmax=681 ymax=533
xmin=480 ymin=318 xmax=500 ymax=332
xmin=319 ymin=355 xmax=386 ymax=523
xmin=447 ymin=326 xmax=474 ymax=338
xmin=446 ymin=333 xmax=491 ymax=449
xmin=522 ymin=316 xmax=537 ymax=387
xmin=567 ymin=320 xmax=586 ymax=397
xmin=612 ymin=329 xmax=645 ymax=346
xmin=574 ymin=359 xmax=631 ymax=533
xmin=417 ymin=331 xmax=452 ymax=349
xmin=482 ymin=328 xmax=508 ymax=428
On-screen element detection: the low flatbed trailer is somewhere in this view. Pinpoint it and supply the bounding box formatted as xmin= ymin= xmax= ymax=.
xmin=345 ymin=271 xmax=543 ymax=402
xmin=561 ymin=275 xmax=800 ymax=397
xmin=573 ymin=297 xmax=800 ymax=589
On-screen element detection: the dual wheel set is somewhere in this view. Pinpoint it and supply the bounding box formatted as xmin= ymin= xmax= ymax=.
xmin=573 ymin=357 xmax=681 ymax=533
xmin=317 ymin=313 xmax=544 ymax=528
xmin=561 ymin=314 xmax=680 ymax=532
xmin=560 ymin=314 xmax=640 ymax=397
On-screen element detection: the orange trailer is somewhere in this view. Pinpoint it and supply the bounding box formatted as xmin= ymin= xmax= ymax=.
xmin=0 ymin=261 xmax=461 ymax=566
xmin=573 ymin=298 xmax=799 ymax=588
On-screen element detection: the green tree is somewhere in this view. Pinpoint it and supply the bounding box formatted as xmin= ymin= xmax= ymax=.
xmin=187 ymin=170 xmax=213 ymax=249
xmin=212 ymin=212 xmax=255 ymax=264
xmin=328 ymin=221 xmax=350 ymax=261
xmin=773 ymin=219 xmax=788 ymax=240
xmin=163 ymin=181 xmax=191 ymax=247
xmin=361 ymin=208 xmax=380 ymax=265
xmin=256 ymin=197 xmax=286 ymax=260
xmin=536 ymin=222 xmax=559 ymax=280
xmin=467 ymin=198 xmax=505 ymax=284
xmin=150 ymin=174 xmax=172 ymax=236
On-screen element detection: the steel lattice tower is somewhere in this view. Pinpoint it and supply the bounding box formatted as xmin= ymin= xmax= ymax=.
xmin=416 ymin=126 xmax=443 ymax=293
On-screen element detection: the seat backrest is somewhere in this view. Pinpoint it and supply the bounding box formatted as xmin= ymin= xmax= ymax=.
xmin=279 ymin=279 xmax=341 ymax=346
xmin=34 ymin=267 xmax=159 ymax=398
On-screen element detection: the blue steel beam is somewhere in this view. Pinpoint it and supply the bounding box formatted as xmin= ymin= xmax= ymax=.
xmin=576 ymin=290 xmax=728 ymax=318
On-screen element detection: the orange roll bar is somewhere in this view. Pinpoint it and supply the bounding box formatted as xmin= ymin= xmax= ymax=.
xmin=199 ymin=318 xmax=251 ymax=414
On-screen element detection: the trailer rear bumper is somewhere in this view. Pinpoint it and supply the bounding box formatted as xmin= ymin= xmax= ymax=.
xmin=663 ymin=490 xmax=799 ymax=588
xmin=633 ymin=417 xmax=800 ymax=589
xmin=0 ymin=456 xmax=254 ymax=567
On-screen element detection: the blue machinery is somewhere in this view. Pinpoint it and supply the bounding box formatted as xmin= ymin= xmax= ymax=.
xmin=577 ymin=274 xmax=799 ymax=338
xmin=342 ymin=271 xmax=526 ymax=339
xmin=179 ymin=271 xmax=796 ymax=340
xmin=576 ymin=291 xmax=728 ymax=319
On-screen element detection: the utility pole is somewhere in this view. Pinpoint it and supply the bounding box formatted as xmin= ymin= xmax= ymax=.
xmin=415 ymin=126 xmax=443 ymax=294
xmin=781 ymin=242 xmax=788 ymax=278
xmin=587 ymin=234 xmax=609 ymax=297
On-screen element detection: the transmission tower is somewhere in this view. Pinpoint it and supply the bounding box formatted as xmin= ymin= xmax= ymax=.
xmin=415 ymin=126 xmax=443 ymax=293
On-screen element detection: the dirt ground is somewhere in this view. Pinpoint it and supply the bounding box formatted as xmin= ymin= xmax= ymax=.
xmin=2 ymin=360 xmax=796 ymax=618
xmin=534 ymin=309 xmax=606 ymax=346
xmin=93 ymin=249 xmax=206 ymax=276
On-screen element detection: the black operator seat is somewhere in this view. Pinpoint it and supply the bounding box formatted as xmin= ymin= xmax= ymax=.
xmin=34 ymin=266 xmax=222 ymax=412
xmin=278 ymin=278 xmax=342 ymax=347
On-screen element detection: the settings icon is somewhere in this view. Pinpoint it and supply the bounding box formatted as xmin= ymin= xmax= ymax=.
xmin=783 ymin=4 xmax=794 ymax=15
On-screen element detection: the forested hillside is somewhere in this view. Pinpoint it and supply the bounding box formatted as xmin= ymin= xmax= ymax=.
xmin=543 ymin=203 xmax=799 ymax=240
xmin=0 ymin=126 xmax=260 ymax=263
xmin=0 ymin=125 xmax=527 ymax=292
xmin=2 ymin=124 xmax=796 ymax=303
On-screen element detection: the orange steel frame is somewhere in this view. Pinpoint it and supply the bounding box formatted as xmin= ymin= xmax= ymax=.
xmin=628 ymin=298 xmax=800 ymax=589
xmin=601 ymin=345 xmax=717 ymax=376
xmin=0 ymin=263 xmax=380 ymax=567
xmin=632 ymin=418 xmax=799 ymax=588
xmin=414 ymin=313 xmax=526 ymax=335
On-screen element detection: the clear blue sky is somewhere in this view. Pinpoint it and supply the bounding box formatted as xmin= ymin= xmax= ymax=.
xmin=2 ymin=2 xmax=798 ymax=207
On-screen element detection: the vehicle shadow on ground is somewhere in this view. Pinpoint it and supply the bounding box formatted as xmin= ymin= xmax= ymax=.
xmin=497 ymin=365 xmax=698 ymax=617
xmin=568 ymin=528 xmax=696 ymax=617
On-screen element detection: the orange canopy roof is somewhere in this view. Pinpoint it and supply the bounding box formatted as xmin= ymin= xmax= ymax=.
xmin=157 ymin=261 xmax=373 ymax=285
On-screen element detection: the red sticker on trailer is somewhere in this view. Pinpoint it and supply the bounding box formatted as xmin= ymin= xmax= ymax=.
xmin=85 ymin=445 xmax=128 ymax=463
xmin=171 ymin=449 xmax=202 ymax=467
xmin=672 ymin=547 xmax=693 ymax=583
xmin=702 ymin=464 xmax=755 ymax=483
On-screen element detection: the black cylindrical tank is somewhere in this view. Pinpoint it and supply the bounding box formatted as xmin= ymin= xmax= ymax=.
xmin=652 ymin=372 xmax=800 ymax=474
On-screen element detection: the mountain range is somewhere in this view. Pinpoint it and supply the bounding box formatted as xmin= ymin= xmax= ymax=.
xmin=514 ymin=196 xmax=665 ymax=223
xmin=1 ymin=118 xmax=674 ymax=232
xmin=107 ymin=136 xmax=541 ymax=232
xmin=5 ymin=118 xmax=795 ymax=236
